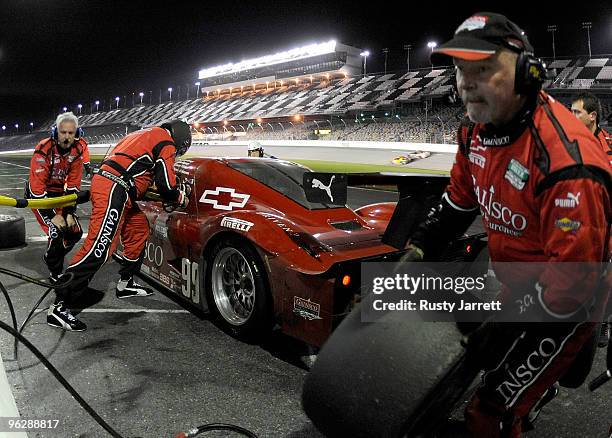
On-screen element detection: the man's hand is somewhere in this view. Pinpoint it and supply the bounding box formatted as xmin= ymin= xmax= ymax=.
xmin=50 ymin=214 xmax=67 ymax=231
xmin=65 ymin=214 xmax=77 ymax=230
xmin=398 ymin=244 xmax=425 ymax=263
xmin=176 ymin=188 xmax=189 ymax=209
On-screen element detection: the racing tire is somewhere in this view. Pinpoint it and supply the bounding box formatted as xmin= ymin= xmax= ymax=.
xmin=302 ymin=304 xmax=480 ymax=437
xmin=0 ymin=214 xmax=26 ymax=250
xmin=205 ymin=236 xmax=274 ymax=343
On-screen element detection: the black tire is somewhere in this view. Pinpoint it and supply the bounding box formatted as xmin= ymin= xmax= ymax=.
xmin=302 ymin=304 xmax=479 ymax=438
xmin=205 ymin=235 xmax=273 ymax=342
xmin=0 ymin=214 xmax=25 ymax=249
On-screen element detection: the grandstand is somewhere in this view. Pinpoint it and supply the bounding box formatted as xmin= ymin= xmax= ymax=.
xmin=2 ymin=48 xmax=611 ymax=152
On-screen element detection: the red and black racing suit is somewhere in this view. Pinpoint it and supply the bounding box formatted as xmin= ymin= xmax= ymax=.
xmin=410 ymin=91 xmax=612 ymax=437
xmin=26 ymin=137 xmax=86 ymax=277
xmin=57 ymin=127 xmax=182 ymax=305
xmin=595 ymin=126 xmax=612 ymax=165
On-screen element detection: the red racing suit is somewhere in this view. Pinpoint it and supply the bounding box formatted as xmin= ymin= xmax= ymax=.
xmin=26 ymin=137 xmax=86 ymax=276
xmin=412 ymin=91 xmax=611 ymax=436
xmin=595 ymin=126 xmax=612 ymax=165
xmin=57 ymin=127 xmax=182 ymax=305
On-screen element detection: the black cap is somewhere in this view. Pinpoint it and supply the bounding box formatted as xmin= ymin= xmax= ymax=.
xmin=431 ymin=12 xmax=533 ymax=63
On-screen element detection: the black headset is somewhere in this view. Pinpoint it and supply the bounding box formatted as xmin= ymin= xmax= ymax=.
xmin=502 ymin=23 xmax=547 ymax=96
xmin=51 ymin=125 xmax=84 ymax=141
xmin=514 ymin=50 xmax=547 ymax=95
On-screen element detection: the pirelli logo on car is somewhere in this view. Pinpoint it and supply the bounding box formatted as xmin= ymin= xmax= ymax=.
xmin=293 ymin=297 xmax=322 ymax=320
xmin=221 ymin=217 xmax=253 ymax=232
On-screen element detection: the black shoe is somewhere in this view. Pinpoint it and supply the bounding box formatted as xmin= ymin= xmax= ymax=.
xmin=522 ymin=383 xmax=559 ymax=431
xmin=598 ymin=322 xmax=610 ymax=348
xmin=47 ymin=302 xmax=87 ymax=331
xmin=116 ymin=277 xmax=154 ymax=299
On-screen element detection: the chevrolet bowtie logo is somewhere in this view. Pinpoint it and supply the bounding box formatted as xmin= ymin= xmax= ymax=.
xmin=199 ymin=187 xmax=250 ymax=211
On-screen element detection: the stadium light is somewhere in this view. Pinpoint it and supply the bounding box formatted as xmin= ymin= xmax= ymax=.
xmin=115 ymin=96 xmax=120 ymax=109
xmin=77 ymin=103 xmax=82 ymax=114
xmin=382 ymin=48 xmax=389 ymax=74
xmin=198 ymin=39 xmax=337 ymax=79
xmin=63 ymin=106 xmax=67 ymax=112
xmin=194 ymin=82 xmax=201 ymax=98
xmin=95 ymin=100 xmax=100 ymax=112
xmin=29 ymin=122 xmax=33 ymax=132
xmin=582 ymin=22 xmax=592 ymax=57
xmin=427 ymin=41 xmax=437 ymax=70
xmin=547 ymin=25 xmax=557 ymax=59
xmin=1 ymin=125 xmax=5 ymax=133
xmin=14 ymin=123 xmax=19 ymax=132
xmin=403 ymin=44 xmax=412 ymax=72
xmin=168 ymin=87 xmax=173 ymax=101
xmin=360 ymin=51 xmax=370 ymax=76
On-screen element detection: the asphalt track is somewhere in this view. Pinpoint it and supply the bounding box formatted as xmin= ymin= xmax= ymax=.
xmin=0 ymin=154 xmax=610 ymax=437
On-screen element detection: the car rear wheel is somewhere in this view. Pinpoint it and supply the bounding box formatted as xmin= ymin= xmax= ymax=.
xmin=205 ymin=236 xmax=273 ymax=342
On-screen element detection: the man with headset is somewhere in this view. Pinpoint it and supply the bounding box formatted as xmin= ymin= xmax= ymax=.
xmin=48 ymin=120 xmax=192 ymax=332
xmin=571 ymin=92 xmax=612 ymax=348
xmin=26 ymin=112 xmax=88 ymax=283
xmin=401 ymin=13 xmax=611 ymax=436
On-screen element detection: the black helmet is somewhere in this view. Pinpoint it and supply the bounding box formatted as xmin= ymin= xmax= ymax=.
xmin=161 ymin=120 xmax=192 ymax=157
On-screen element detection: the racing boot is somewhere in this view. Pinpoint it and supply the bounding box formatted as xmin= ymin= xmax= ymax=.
xmin=116 ymin=277 xmax=154 ymax=299
xmin=521 ymin=383 xmax=559 ymax=431
xmin=47 ymin=301 xmax=87 ymax=331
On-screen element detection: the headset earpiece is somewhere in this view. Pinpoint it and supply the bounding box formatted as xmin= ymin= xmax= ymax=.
xmin=515 ymin=51 xmax=547 ymax=95
xmin=50 ymin=125 xmax=83 ymax=141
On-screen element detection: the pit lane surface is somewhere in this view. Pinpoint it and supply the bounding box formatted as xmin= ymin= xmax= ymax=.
xmin=0 ymin=156 xmax=610 ymax=438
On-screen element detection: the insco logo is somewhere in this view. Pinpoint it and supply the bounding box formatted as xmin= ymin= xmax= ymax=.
xmin=144 ymin=242 xmax=164 ymax=267
xmin=473 ymin=182 xmax=527 ymax=236
xmin=495 ymin=337 xmax=557 ymax=404
xmin=94 ymin=209 xmax=120 ymax=258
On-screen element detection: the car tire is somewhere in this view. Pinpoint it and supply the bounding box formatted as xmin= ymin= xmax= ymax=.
xmin=0 ymin=214 xmax=26 ymax=249
xmin=302 ymin=304 xmax=479 ymax=437
xmin=205 ymin=235 xmax=273 ymax=342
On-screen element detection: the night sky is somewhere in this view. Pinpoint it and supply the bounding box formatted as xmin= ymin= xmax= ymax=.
xmin=2 ymin=0 xmax=611 ymax=127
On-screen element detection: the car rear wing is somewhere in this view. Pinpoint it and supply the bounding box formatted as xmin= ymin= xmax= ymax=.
xmin=303 ymin=172 xmax=451 ymax=250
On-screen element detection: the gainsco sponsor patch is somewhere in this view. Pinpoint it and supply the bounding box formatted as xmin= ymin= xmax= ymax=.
xmin=504 ymin=159 xmax=529 ymax=190
xmin=293 ymin=297 xmax=321 ymax=320
xmin=555 ymin=217 xmax=581 ymax=232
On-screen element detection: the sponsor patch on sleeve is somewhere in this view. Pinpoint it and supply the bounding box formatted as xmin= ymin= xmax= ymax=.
xmin=555 ymin=217 xmax=581 ymax=232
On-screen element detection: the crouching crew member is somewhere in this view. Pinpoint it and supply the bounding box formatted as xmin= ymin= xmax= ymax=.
xmin=48 ymin=120 xmax=192 ymax=331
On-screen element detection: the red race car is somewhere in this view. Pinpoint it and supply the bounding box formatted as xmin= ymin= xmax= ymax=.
xmin=134 ymin=158 xmax=484 ymax=347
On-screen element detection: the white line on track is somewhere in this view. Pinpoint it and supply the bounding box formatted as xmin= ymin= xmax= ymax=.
xmin=0 ymin=160 xmax=29 ymax=170
xmin=27 ymin=233 xmax=89 ymax=242
xmin=80 ymin=308 xmax=189 ymax=313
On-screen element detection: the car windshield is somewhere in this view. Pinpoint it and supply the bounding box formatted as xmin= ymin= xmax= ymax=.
xmin=228 ymin=160 xmax=342 ymax=210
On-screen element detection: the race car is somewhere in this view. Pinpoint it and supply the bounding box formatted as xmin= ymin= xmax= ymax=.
xmin=135 ymin=157 xmax=482 ymax=346
xmin=392 ymin=150 xmax=432 ymax=165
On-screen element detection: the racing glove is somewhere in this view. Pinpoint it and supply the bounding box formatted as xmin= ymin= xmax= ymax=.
xmin=398 ymin=244 xmax=425 ymax=263
xmin=176 ymin=188 xmax=189 ymax=209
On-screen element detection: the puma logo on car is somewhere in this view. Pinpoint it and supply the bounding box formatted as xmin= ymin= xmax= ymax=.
xmin=312 ymin=175 xmax=335 ymax=202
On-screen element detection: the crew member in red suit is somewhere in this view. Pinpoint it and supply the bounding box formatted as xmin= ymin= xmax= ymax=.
xmin=401 ymin=13 xmax=611 ymax=437
xmin=26 ymin=112 xmax=87 ymax=283
xmin=48 ymin=120 xmax=192 ymax=331
xmin=571 ymin=92 xmax=612 ymax=348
